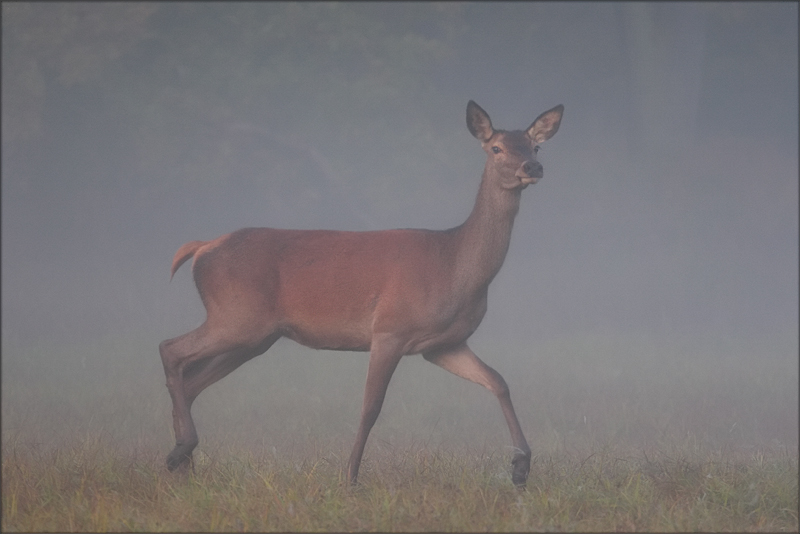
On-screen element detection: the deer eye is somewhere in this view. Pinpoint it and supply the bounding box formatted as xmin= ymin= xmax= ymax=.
xmin=533 ymin=145 xmax=540 ymax=154
xmin=492 ymin=146 xmax=502 ymax=154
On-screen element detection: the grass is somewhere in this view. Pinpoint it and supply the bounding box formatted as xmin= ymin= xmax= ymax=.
xmin=2 ymin=330 xmax=798 ymax=530
xmin=2 ymin=435 xmax=797 ymax=531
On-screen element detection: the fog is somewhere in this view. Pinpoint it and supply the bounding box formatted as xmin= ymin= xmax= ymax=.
xmin=2 ymin=3 xmax=797 ymax=457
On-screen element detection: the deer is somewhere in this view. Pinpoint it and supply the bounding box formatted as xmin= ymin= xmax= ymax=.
xmin=160 ymin=100 xmax=563 ymax=487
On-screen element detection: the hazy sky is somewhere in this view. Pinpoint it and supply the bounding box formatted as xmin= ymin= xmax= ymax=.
xmin=2 ymin=3 xmax=797 ymax=448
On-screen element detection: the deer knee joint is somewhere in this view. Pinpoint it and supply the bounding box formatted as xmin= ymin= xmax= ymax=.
xmin=491 ymin=374 xmax=510 ymax=399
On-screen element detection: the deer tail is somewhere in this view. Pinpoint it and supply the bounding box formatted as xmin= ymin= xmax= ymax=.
xmin=170 ymin=240 xmax=207 ymax=280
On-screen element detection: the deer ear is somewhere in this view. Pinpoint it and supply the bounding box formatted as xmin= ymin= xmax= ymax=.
xmin=466 ymin=100 xmax=494 ymax=142
xmin=527 ymin=104 xmax=564 ymax=143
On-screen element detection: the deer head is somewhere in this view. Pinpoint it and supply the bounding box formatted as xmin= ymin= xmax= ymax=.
xmin=467 ymin=100 xmax=564 ymax=190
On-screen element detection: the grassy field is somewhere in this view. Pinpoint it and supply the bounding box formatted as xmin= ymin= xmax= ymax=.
xmin=2 ymin=332 xmax=798 ymax=531
xmin=2 ymin=433 xmax=798 ymax=531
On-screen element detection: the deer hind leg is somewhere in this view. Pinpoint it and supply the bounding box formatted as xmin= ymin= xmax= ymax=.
xmin=183 ymin=333 xmax=280 ymax=404
xmin=423 ymin=343 xmax=531 ymax=488
xmin=159 ymin=324 xmax=277 ymax=471
xmin=346 ymin=333 xmax=404 ymax=485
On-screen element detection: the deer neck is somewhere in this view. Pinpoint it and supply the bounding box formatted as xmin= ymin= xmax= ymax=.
xmin=452 ymin=163 xmax=522 ymax=293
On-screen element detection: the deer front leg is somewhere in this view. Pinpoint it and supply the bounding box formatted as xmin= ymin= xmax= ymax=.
xmin=347 ymin=334 xmax=404 ymax=485
xmin=423 ymin=343 xmax=531 ymax=487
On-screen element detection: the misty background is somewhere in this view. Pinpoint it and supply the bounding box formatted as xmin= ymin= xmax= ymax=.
xmin=2 ymin=3 xmax=797 ymax=459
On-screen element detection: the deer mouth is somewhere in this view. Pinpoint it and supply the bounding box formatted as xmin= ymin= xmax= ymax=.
xmin=518 ymin=175 xmax=541 ymax=187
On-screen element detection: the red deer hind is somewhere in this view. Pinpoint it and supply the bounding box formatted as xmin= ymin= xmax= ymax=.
xmin=160 ymin=100 xmax=563 ymax=487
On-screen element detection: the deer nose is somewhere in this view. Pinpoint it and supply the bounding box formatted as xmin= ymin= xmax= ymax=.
xmin=519 ymin=161 xmax=543 ymax=179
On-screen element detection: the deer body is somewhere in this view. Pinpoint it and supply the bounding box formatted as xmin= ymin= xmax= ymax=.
xmin=160 ymin=101 xmax=563 ymax=487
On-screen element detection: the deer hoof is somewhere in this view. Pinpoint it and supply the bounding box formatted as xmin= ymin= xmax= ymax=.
xmin=166 ymin=446 xmax=194 ymax=472
xmin=511 ymin=452 xmax=531 ymax=488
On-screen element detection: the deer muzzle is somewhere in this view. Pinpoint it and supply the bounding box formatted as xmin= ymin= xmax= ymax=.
xmin=517 ymin=160 xmax=543 ymax=186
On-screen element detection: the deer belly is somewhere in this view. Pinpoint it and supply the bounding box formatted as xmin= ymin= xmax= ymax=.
xmin=278 ymin=292 xmax=376 ymax=352
xmin=281 ymin=321 xmax=372 ymax=352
